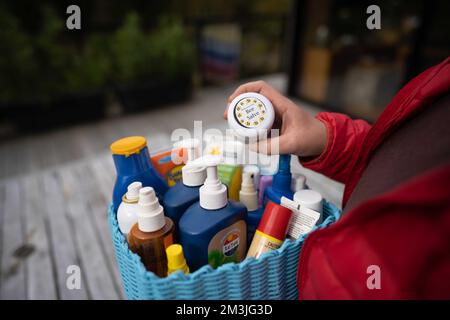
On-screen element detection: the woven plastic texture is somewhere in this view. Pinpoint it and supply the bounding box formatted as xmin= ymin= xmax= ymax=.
xmin=109 ymin=201 xmax=341 ymax=300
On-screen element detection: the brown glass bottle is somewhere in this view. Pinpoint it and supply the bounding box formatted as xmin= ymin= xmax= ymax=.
xmin=128 ymin=217 xmax=174 ymax=277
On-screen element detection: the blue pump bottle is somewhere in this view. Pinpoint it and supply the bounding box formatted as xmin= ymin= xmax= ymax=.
xmin=111 ymin=136 xmax=168 ymax=211
xmin=264 ymin=154 xmax=294 ymax=204
xmin=163 ymin=139 xmax=206 ymax=227
xmin=179 ymin=155 xmax=247 ymax=272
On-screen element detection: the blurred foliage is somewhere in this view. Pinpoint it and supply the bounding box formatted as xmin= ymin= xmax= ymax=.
xmin=111 ymin=13 xmax=194 ymax=84
xmin=0 ymin=6 xmax=194 ymax=103
xmin=0 ymin=5 xmax=39 ymax=102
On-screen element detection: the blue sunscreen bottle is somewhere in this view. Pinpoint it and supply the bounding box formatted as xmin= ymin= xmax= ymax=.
xmin=179 ymin=155 xmax=247 ymax=272
xmin=163 ymin=139 xmax=206 ymax=227
xmin=111 ymin=136 xmax=168 ymax=212
xmin=264 ymin=154 xmax=294 ymax=204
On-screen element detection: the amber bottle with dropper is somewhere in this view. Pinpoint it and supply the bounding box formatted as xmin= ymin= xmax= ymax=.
xmin=128 ymin=187 xmax=174 ymax=277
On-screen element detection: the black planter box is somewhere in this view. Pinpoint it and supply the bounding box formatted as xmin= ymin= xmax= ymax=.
xmin=115 ymin=76 xmax=192 ymax=113
xmin=0 ymin=90 xmax=105 ymax=133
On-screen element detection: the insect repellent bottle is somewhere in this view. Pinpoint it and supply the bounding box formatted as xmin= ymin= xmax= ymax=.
xmin=239 ymin=172 xmax=263 ymax=246
xmin=111 ymin=136 xmax=169 ymax=211
xmin=117 ymin=181 xmax=142 ymax=236
xmin=128 ymin=187 xmax=174 ymax=277
xmin=179 ymin=155 xmax=247 ymax=272
xmin=163 ymin=139 xmax=206 ymax=227
xmin=166 ymin=244 xmax=190 ymax=275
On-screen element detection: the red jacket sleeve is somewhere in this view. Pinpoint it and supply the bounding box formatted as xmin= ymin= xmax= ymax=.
xmin=300 ymin=112 xmax=372 ymax=184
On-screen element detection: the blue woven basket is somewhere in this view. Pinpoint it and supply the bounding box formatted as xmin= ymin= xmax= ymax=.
xmin=108 ymin=201 xmax=341 ymax=300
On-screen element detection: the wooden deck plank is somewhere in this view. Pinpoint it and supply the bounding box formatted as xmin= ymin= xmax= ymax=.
xmin=0 ymin=178 xmax=26 ymax=299
xmin=73 ymin=162 xmax=124 ymax=298
xmin=22 ymin=174 xmax=58 ymax=299
xmin=58 ymin=164 xmax=120 ymax=300
xmin=42 ymin=171 xmax=89 ymax=299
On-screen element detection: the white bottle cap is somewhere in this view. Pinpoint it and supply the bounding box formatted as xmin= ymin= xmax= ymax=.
xmin=227 ymin=92 xmax=275 ymax=139
xmin=125 ymin=181 xmax=142 ymax=201
xmin=137 ymin=187 xmax=166 ymax=232
xmin=244 ymin=165 xmax=260 ymax=190
xmin=239 ymin=172 xmax=258 ymax=212
xmin=291 ymin=173 xmax=306 ymax=192
xmin=293 ymin=189 xmax=323 ymax=213
xmin=174 ymin=138 xmax=206 ymax=187
xmin=185 ymin=155 xmax=228 ymax=210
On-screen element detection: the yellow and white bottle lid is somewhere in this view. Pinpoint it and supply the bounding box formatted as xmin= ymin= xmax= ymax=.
xmin=227 ymin=92 xmax=275 ymax=139
xmin=166 ymin=244 xmax=189 ymax=275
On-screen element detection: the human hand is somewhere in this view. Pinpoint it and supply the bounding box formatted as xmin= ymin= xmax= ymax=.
xmin=224 ymin=80 xmax=327 ymax=157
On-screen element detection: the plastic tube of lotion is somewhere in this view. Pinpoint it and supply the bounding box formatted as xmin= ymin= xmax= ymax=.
xmin=280 ymin=197 xmax=321 ymax=240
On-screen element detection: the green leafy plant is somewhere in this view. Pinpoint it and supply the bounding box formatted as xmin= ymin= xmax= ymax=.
xmin=0 ymin=6 xmax=38 ymax=102
xmin=111 ymin=12 xmax=194 ymax=84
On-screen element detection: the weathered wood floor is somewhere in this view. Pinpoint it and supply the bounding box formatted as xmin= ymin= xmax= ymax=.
xmin=0 ymin=75 xmax=344 ymax=299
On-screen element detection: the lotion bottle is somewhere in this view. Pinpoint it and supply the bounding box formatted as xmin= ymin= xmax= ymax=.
xmin=179 ymin=155 xmax=247 ymax=271
xmin=163 ymin=139 xmax=206 ymax=227
xmin=117 ymin=181 xmax=142 ymax=237
xmin=128 ymin=187 xmax=174 ymax=277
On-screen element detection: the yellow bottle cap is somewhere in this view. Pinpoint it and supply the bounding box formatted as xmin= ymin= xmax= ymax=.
xmin=166 ymin=244 xmax=189 ymax=275
xmin=110 ymin=136 xmax=147 ymax=156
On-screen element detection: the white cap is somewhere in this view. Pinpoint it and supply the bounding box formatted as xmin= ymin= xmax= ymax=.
xmin=185 ymin=155 xmax=228 ymax=210
xmin=239 ymin=172 xmax=258 ymax=211
xmin=293 ymin=189 xmax=323 ymax=213
xmin=137 ymin=187 xmax=166 ymax=232
xmin=291 ymin=173 xmax=306 ymax=192
xmin=174 ymin=138 xmax=206 ymax=187
xmin=227 ymin=92 xmax=275 ymax=139
xmin=125 ymin=181 xmax=142 ymax=201
xmin=244 ymin=165 xmax=260 ymax=190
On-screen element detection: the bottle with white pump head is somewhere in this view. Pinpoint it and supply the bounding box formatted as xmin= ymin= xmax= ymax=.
xmin=117 ymin=181 xmax=142 ymax=237
xmin=179 ymin=155 xmax=247 ymax=271
xmin=163 ymin=139 xmax=206 ymax=228
xmin=128 ymin=187 xmax=174 ymax=277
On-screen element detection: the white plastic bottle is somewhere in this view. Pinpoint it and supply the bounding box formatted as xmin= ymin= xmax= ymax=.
xmin=117 ymin=181 xmax=142 ymax=236
xmin=291 ymin=173 xmax=306 ymax=192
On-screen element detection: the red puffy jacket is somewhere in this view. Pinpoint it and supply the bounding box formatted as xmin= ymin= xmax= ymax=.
xmin=298 ymin=58 xmax=450 ymax=299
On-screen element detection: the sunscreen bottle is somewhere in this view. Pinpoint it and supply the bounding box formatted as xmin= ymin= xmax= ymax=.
xmin=179 ymin=155 xmax=247 ymax=271
xmin=166 ymin=244 xmax=190 ymax=275
xmin=239 ymin=172 xmax=263 ymax=246
xmin=163 ymin=139 xmax=206 ymax=227
xmin=128 ymin=187 xmax=174 ymax=277
xmin=111 ymin=136 xmax=168 ymax=211
xmin=117 ymin=181 xmax=142 ymax=236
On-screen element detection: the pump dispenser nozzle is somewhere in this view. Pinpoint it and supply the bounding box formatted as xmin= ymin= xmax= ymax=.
xmin=185 ymin=155 xmax=227 ymax=210
xmin=137 ymin=187 xmax=165 ymax=232
xmin=125 ymin=181 xmax=142 ymax=201
xmin=174 ymin=138 xmax=206 ymax=187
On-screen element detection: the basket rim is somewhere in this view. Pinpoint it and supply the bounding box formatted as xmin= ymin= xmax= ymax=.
xmin=109 ymin=200 xmax=341 ymax=285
